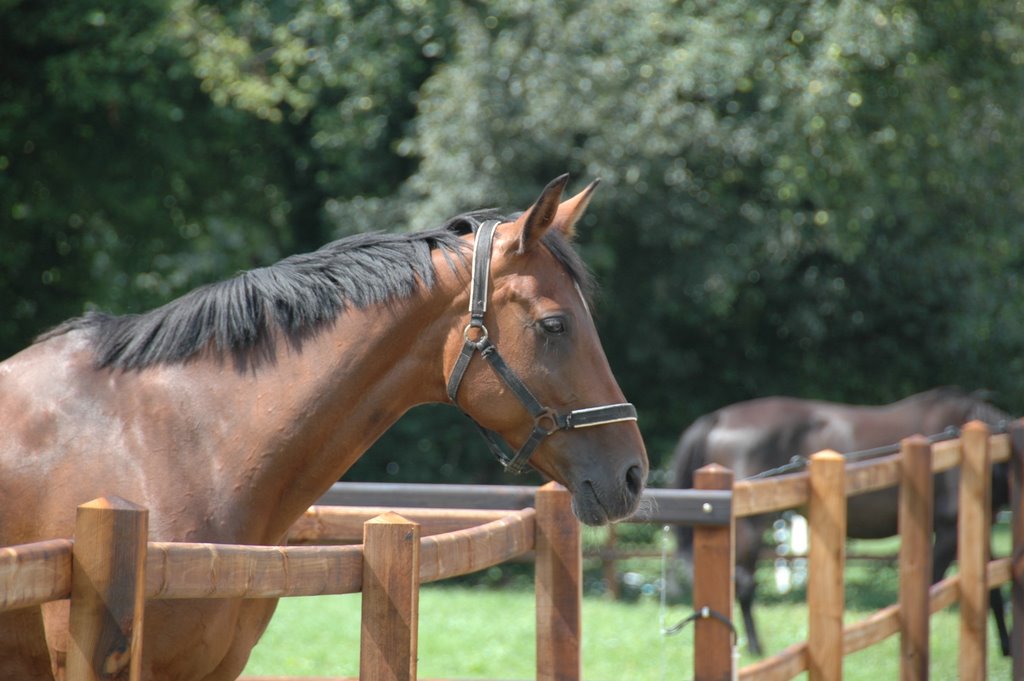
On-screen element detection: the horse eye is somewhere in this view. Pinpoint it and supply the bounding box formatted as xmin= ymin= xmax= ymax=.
xmin=539 ymin=317 xmax=567 ymax=335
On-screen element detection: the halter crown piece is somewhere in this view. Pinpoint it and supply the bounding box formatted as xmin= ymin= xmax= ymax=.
xmin=446 ymin=220 xmax=638 ymax=474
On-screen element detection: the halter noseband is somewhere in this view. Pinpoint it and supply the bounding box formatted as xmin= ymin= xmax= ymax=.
xmin=445 ymin=220 xmax=638 ymax=474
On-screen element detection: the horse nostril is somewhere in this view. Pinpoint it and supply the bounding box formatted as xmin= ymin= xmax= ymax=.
xmin=625 ymin=464 xmax=644 ymax=497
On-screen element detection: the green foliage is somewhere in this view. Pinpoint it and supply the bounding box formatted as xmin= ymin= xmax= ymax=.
xmin=0 ymin=1 xmax=297 ymax=353
xmin=4 ymin=0 xmax=1024 ymax=481
xmin=386 ymin=0 xmax=1024 ymax=462
xmin=0 ymin=0 xmax=450 ymax=355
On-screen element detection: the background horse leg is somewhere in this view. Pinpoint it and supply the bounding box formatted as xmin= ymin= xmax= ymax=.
xmin=989 ymin=537 xmax=1011 ymax=656
xmin=991 ymin=585 xmax=1011 ymax=656
xmin=736 ymin=515 xmax=770 ymax=656
xmin=736 ymin=562 xmax=761 ymax=656
xmin=934 ymin=503 xmax=1011 ymax=656
xmin=931 ymin=518 xmax=957 ymax=584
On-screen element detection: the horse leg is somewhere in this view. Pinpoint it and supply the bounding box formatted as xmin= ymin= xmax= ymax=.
xmin=198 ymin=598 xmax=280 ymax=681
xmin=935 ymin=515 xmax=1012 ymax=656
xmin=931 ymin=517 xmax=957 ymax=582
xmin=0 ymin=609 xmax=56 ymax=681
xmin=735 ymin=516 xmax=768 ymax=656
xmin=991 ymin=584 xmax=1011 ymax=656
xmin=987 ymin=536 xmax=1011 ymax=656
xmin=736 ymin=563 xmax=761 ymax=656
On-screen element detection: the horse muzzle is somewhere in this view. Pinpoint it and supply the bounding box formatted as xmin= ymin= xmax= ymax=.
xmin=569 ymin=460 xmax=647 ymax=526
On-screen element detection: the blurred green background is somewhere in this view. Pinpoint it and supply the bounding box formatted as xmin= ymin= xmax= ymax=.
xmin=3 ymin=0 xmax=1024 ymax=484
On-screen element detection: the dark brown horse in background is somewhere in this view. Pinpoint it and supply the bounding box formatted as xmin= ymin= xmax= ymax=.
xmin=0 ymin=175 xmax=648 ymax=681
xmin=668 ymin=387 xmax=1011 ymax=656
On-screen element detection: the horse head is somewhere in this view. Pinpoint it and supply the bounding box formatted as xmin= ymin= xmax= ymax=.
xmin=443 ymin=175 xmax=648 ymax=525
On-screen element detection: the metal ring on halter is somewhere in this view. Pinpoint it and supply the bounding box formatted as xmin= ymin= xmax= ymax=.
xmin=463 ymin=322 xmax=489 ymax=346
xmin=533 ymin=409 xmax=560 ymax=436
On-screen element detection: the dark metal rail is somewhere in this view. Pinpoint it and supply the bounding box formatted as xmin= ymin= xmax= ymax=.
xmin=317 ymin=482 xmax=733 ymax=526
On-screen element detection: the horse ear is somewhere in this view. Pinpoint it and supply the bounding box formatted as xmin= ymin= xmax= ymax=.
xmin=551 ymin=179 xmax=600 ymax=240
xmin=510 ymin=174 xmax=569 ymax=254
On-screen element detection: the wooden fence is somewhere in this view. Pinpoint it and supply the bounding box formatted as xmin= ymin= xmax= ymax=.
xmin=0 ymin=482 xmax=581 ymax=681
xmin=301 ymin=419 xmax=1024 ymax=680
xmin=2 ymin=420 xmax=1021 ymax=680
xmin=689 ymin=419 xmax=1024 ymax=681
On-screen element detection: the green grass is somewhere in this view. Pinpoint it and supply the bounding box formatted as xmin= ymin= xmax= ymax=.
xmin=243 ymin=586 xmax=696 ymax=680
xmin=244 ymin=521 xmax=1016 ymax=679
xmin=244 ymin=570 xmax=1013 ymax=680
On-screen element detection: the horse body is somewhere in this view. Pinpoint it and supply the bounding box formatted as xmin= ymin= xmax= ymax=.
xmin=0 ymin=176 xmax=648 ymax=680
xmin=1 ymin=292 xmax=452 ymax=680
xmin=670 ymin=388 xmax=1009 ymax=656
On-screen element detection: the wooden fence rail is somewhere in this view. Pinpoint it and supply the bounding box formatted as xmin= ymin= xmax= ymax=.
xmin=718 ymin=421 xmax=1021 ymax=681
xmin=0 ymin=482 xmax=579 ymax=681
xmin=1 ymin=423 xmax=1021 ymax=680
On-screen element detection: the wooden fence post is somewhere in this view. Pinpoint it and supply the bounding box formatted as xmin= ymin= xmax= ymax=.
xmin=360 ymin=512 xmax=420 ymax=681
xmin=535 ymin=482 xmax=581 ymax=681
xmin=959 ymin=421 xmax=991 ymax=681
xmin=692 ymin=464 xmax=735 ymax=681
xmin=899 ymin=435 xmax=933 ymax=681
xmin=1010 ymin=419 xmax=1024 ymax=680
xmin=807 ymin=450 xmax=846 ymax=681
xmin=66 ymin=497 xmax=148 ymax=681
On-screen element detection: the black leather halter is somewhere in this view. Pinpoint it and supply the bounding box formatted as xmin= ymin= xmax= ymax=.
xmin=446 ymin=220 xmax=638 ymax=474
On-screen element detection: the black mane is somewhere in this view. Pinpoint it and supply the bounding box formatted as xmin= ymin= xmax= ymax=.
xmin=38 ymin=212 xmax=595 ymax=370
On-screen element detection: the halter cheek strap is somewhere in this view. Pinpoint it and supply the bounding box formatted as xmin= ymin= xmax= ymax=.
xmin=446 ymin=220 xmax=638 ymax=474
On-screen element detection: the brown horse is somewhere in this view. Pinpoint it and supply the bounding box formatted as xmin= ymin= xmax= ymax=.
xmin=0 ymin=175 xmax=648 ymax=681
xmin=669 ymin=387 xmax=1010 ymax=656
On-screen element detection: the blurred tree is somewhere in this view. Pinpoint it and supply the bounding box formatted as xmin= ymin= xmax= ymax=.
xmin=0 ymin=0 xmax=451 ymax=355
xmin=0 ymin=1 xmax=298 ymax=356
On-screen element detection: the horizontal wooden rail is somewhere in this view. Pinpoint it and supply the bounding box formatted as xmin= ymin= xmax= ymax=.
xmin=740 ymin=640 xmax=806 ymax=681
xmin=734 ymin=472 xmax=808 ymax=517
xmin=742 ymin=552 xmax=1014 ymax=680
xmin=841 ymin=576 xmax=960 ymax=658
xmin=146 ymin=543 xmax=365 ymax=599
xmin=0 ymin=502 xmax=539 ymax=612
xmin=839 ymin=432 xmax=1010 ymax=503
xmin=146 ymin=509 xmax=537 ymax=600
xmin=989 ymin=555 xmax=1012 ymax=586
xmin=732 ymin=433 xmax=1009 ymax=519
xmin=0 ymin=538 xmax=73 ymax=612
xmin=844 ymin=604 xmax=899 ymax=657
xmin=844 ymin=454 xmax=900 ymax=498
xmin=419 ymin=509 xmax=535 ymax=583
xmin=288 ymin=506 xmax=520 ymax=544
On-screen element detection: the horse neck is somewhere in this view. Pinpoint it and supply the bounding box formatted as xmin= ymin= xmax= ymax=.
xmin=203 ymin=284 xmax=460 ymax=542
